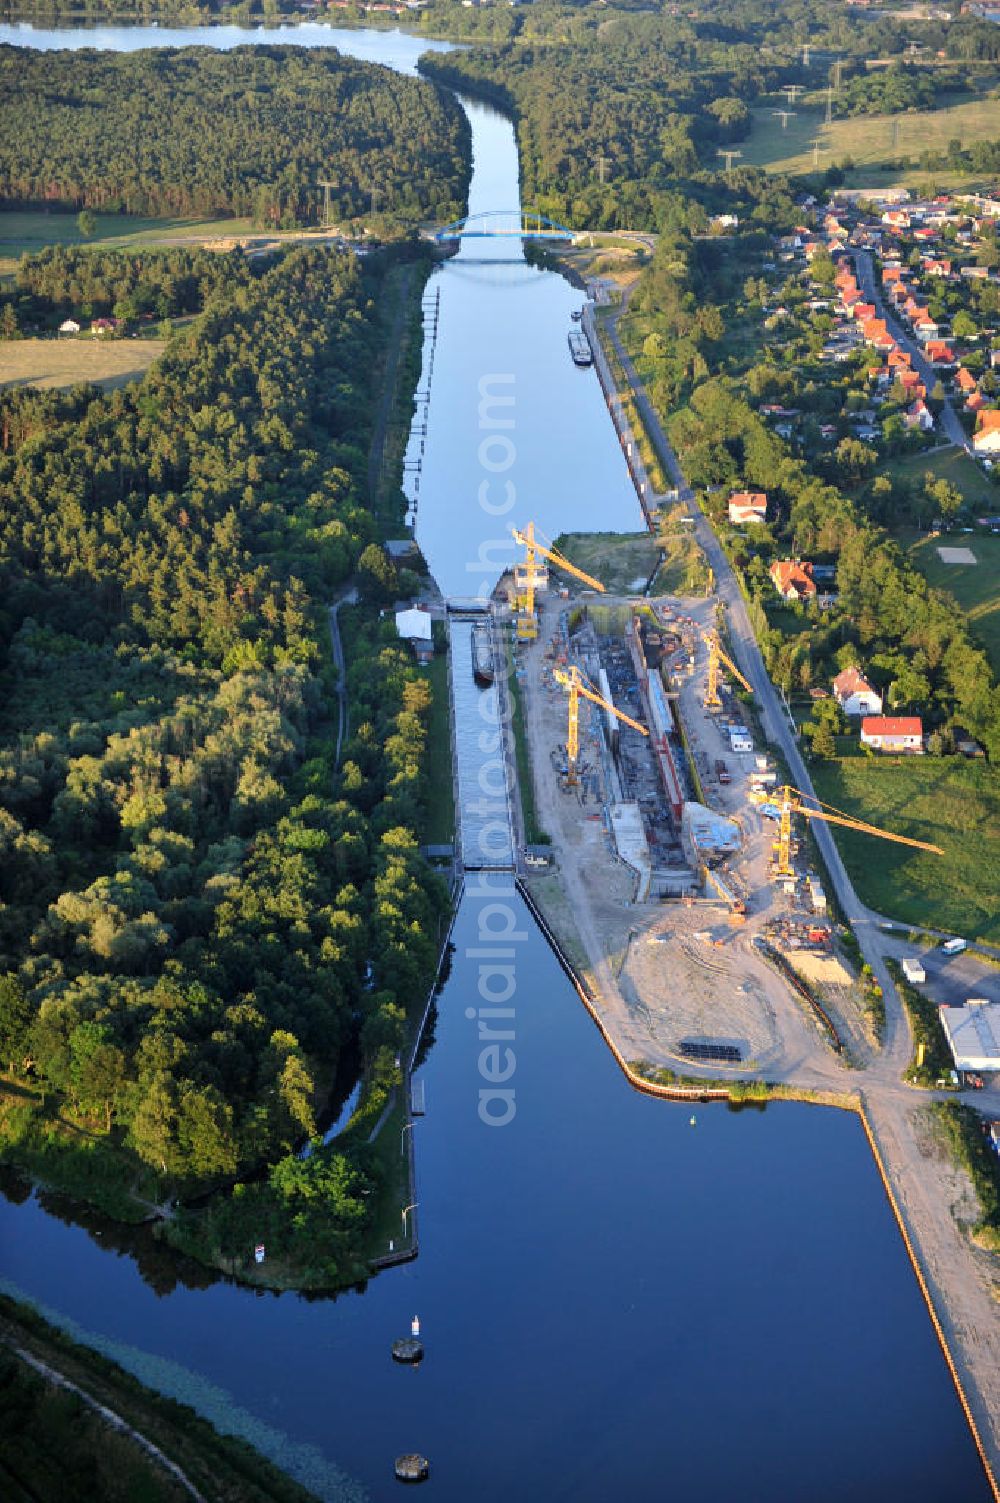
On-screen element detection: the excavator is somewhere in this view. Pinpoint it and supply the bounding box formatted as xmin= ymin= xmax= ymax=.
xmin=552 ymin=665 xmax=648 ymax=785
xmin=768 ymin=784 xmax=943 ymax=879
xmin=511 ymin=522 xmax=605 ymax=640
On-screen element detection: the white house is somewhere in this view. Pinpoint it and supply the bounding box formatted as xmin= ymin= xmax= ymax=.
xmin=395 ymin=607 xmax=434 ymax=664
xmin=860 ymin=715 xmax=923 ymax=753
xmin=903 ymin=399 xmax=934 ymax=432
xmin=832 ymin=667 xmax=883 ymax=717
xmin=728 ymin=491 xmax=768 ymax=526
xmin=58 ymin=319 xmax=81 ymax=335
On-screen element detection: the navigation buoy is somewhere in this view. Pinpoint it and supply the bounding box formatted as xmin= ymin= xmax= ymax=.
xmin=689 ymin=1115 xmax=697 ymax=1126
xmin=411 ymin=1315 xmax=421 ymax=1338
xmin=395 ymin=1453 xmax=430 ymax=1483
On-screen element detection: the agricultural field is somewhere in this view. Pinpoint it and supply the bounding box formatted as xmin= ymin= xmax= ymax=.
xmin=0 ymin=209 xmax=256 ymax=273
xmin=809 ymin=757 xmax=1000 ymax=943
xmin=907 ymin=530 xmax=1000 ymax=676
xmin=743 ymin=93 xmax=1000 ymax=184
xmin=0 ymin=336 xmax=166 ymax=392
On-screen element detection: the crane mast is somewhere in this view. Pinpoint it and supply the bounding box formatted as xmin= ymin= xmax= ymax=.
xmin=552 ymin=665 xmax=647 ymax=784
xmin=511 ymin=523 xmax=604 ymax=640
xmin=704 ymin=629 xmax=753 ymax=708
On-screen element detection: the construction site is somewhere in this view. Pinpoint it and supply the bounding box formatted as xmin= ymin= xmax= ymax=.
xmin=500 ymin=525 xmax=940 ymax=1078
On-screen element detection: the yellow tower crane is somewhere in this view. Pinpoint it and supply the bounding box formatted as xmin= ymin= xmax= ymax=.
xmin=703 ymin=629 xmax=753 ymax=709
xmin=770 ymin=784 xmax=943 ymax=878
xmin=511 ymin=523 xmax=605 ymax=640
xmin=552 ymin=665 xmax=648 ymax=784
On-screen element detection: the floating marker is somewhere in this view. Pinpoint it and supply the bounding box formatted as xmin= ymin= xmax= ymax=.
xmin=411 ymin=1315 xmax=420 ymax=1338
xmin=689 ymin=1116 xmax=697 ymax=1127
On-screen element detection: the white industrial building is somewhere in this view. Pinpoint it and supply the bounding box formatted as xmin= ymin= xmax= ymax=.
xmin=939 ymin=1000 xmax=1000 ymax=1074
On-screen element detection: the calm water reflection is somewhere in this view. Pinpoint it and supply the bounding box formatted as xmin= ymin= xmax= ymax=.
xmin=0 ymin=23 xmax=991 ymax=1503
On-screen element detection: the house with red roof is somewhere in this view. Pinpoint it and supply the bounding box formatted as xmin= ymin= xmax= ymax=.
xmin=728 ymin=491 xmax=768 ymax=525
xmin=770 ymin=560 xmax=816 ymax=602
xmin=973 ymin=409 xmax=1000 ymax=454
xmin=860 ymin=716 xmax=923 ymax=753
xmin=924 ymin=340 xmax=956 ymax=366
xmin=903 ymin=399 xmax=934 ymax=432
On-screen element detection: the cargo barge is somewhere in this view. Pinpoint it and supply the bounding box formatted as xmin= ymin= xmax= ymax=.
xmin=472 ymin=621 xmax=495 ymax=685
xmin=568 ymin=329 xmax=593 ymax=367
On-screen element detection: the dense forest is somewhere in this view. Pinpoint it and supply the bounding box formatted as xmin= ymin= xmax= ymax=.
xmin=0 ymin=241 xmax=448 ymax=1285
xmin=0 ymin=45 xmax=470 ymax=226
xmin=417 ymin=0 xmax=959 ymax=230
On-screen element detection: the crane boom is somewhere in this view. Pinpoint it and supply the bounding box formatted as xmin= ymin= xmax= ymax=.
xmin=553 ymin=665 xmax=647 ymax=783
xmin=798 ymin=806 xmax=943 ymax=852
xmin=771 ymin=784 xmax=943 ymax=876
xmin=512 ymin=526 xmax=605 ymax=593
xmin=511 ymin=522 xmax=604 ymax=639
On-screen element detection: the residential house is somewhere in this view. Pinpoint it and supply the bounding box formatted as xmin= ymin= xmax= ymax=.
xmin=833 ymin=667 xmax=883 ymax=716
xmin=58 ymin=319 xmax=81 ymax=335
xmin=728 ymin=491 xmax=768 ymax=525
xmin=394 ymin=606 xmax=434 ymax=663
xmin=972 ymin=409 xmax=1000 ymax=454
xmin=860 ymin=715 xmax=923 ymax=753
xmin=770 ymin=560 xmax=817 ymax=602
xmin=924 ymin=340 xmax=956 ymax=366
xmin=91 ymin=317 xmax=119 ymax=337
xmin=903 ymin=399 xmax=934 ymax=432
xmin=955 ymin=366 xmax=979 ymax=396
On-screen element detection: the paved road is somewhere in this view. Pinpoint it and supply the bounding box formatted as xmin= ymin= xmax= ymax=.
xmin=851 ymin=249 xmax=969 ymax=451
xmin=328 ymin=586 xmax=358 ymax=770
xmin=603 ymin=298 xmax=918 ymax=1070
xmin=599 ymin=295 xmax=1000 ymax=1475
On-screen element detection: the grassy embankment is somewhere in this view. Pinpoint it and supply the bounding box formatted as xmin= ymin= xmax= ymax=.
xmin=506 ymin=634 xmax=549 ymax=845
xmin=0 ymin=1294 xmax=321 ymax=1503
xmin=931 ymin=1102 xmax=1000 ymax=1252
xmin=808 ymin=757 xmax=1000 ymax=943
xmin=885 ymin=959 xmax=955 ymax=1086
xmin=0 ymin=336 xmax=167 ymax=391
xmin=592 ymin=313 xmax=670 ymax=494
xmin=555 ymin=518 xmax=708 ymax=596
xmin=742 ymin=92 xmax=1000 ymax=188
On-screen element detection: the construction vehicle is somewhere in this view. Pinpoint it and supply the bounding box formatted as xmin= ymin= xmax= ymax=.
xmin=511 ymin=523 xmax=605 ymax=640
xmin=768 ymin=785 xmax=943 ymax=879
xmin=702 ymin=628 xmax=753 ymax=709
xmin=700 ymin=862 xmax=747 ymax=924
xmin=552 ymin=665 xmax=647 ymax=784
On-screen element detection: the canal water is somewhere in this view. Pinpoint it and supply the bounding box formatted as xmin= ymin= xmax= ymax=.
xmin=0 ymin=23 xmax=992 ymax=1503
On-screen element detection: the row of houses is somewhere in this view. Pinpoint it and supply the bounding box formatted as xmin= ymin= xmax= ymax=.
xmin=833 ymin=263 xmax=937 ymax=433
